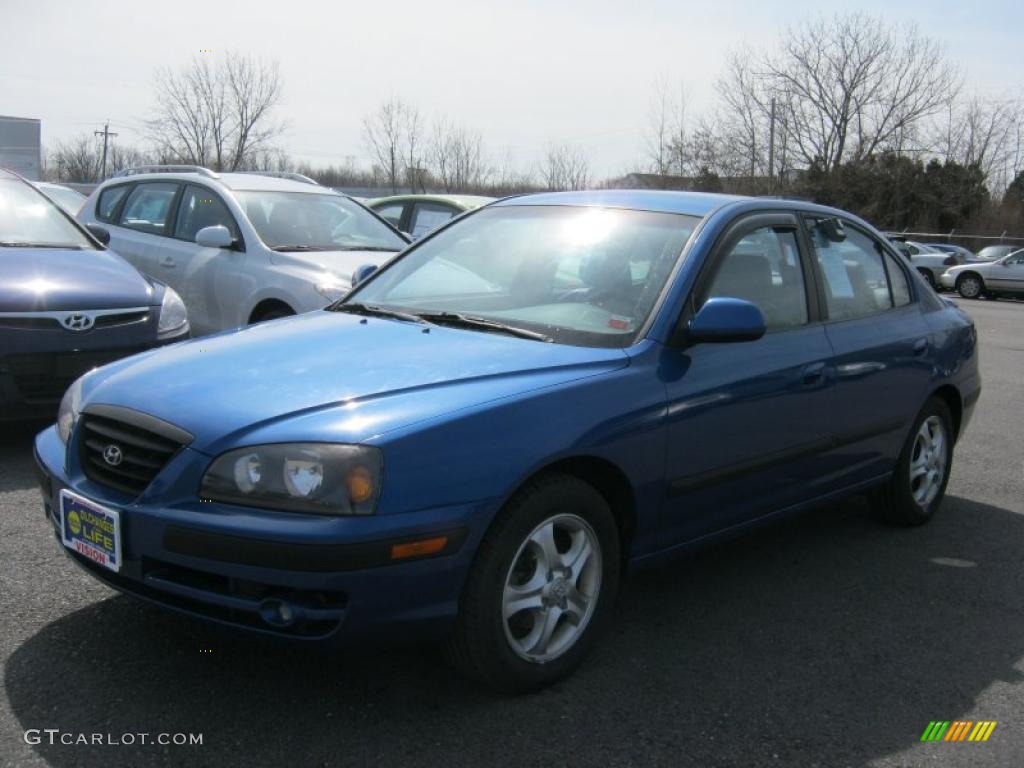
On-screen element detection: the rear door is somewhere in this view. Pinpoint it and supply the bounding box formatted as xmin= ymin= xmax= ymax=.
xmin=109 ymin=181 xmax=182 ymax=279
xmin=801 ymin=215 xmax=933 ymax=484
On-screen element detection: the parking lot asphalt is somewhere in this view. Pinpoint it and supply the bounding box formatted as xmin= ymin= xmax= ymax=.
xmin=1 ymin=298 xmax=1022 ymax=768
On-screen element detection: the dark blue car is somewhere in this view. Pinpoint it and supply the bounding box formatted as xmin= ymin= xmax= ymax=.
xmin=1 ymin=169 xmax=190 ymax=420
xmin=33 ymin=190 xmax=980 ymax=691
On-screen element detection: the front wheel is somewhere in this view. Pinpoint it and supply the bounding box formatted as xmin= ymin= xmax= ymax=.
xmin=445 ymin=473 xmax=620 ymax=692
xmin=956 ymin=273 xmax=984 ymax=299
xmin=873 ymin=397 xmax=953 ymax=526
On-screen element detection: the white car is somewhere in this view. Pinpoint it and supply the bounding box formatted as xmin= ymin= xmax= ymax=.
xmin=79 ymin=166 xmax=409 ymax=335
xmin=941 ymin=248 xmax=1024 ymax=299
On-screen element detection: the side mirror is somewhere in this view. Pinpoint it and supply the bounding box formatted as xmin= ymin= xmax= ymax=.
xmin=195 ymin=225 xmax=234 ymax=249
xmin=85 ymin=224 xmax=110 ymax=246
xmin=350 ymin=263 xmax=379 ymax=288
xmin=688 ymin=297 xmax=767 ymax=344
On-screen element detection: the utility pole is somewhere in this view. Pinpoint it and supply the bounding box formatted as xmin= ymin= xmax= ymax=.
xmin=94 ymin=122 xmax=118 ymax=180
xmin=767 ymin=97 xmax=776 ymax=193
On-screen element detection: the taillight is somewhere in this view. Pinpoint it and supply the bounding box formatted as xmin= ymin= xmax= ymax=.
xmin=943 ymin=255 xmax=958 ymax=266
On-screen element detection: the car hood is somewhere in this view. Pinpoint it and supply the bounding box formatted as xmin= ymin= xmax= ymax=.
xmin=81 ymin=311 xmax=629 ymax=453
xmin=0 ymin=247 xmax=154 ymax=311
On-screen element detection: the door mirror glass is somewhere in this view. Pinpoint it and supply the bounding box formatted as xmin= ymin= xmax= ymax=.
xmin=85 ymin=223 xmax=111 ymax=246
xmin=689 ymin=297 xmax=766 ymax=343
xmin=351 ymin=262 xmax=378 ymax=288
xmin=195 ymin=225 xmax=234 ymax=249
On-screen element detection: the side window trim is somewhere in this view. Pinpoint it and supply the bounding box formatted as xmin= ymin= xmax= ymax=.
xmin=683 ymin=211 xmax=818 ymax=336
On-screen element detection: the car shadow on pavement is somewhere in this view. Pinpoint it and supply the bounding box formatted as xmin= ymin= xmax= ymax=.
xmin=0 ymin=420 xmax=48 ymax=494
xmin=6 ymin=494 xmax=1024 ymax=768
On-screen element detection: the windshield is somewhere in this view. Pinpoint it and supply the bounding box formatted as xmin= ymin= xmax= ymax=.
xmin=977 ymin=245 xmax=1015 ymax=260
xmin=347 ymin=205 xmax=700 ymax=348
xmin=0 ymin=178 xmax=93 ymax=248
xmin=234 ymin=191 xmax=406 ymax=252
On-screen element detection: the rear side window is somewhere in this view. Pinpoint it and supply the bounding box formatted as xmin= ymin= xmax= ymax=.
xmin=96 ymin=184 xmax=130 ymax=223
xmin=410 ymin=202 xmax=457 ymax=238
xmin=174 ymin=186 xmax=238 ymax=242
xmin=118 ymin=182 xmax=178 ymax=235
xmin=806 ymin=218 xmax=894 ymax=321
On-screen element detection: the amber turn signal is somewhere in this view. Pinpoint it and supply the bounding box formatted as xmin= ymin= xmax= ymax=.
xmin=345 ymin=466 xmax=374 ymax=504
xmin=390 ymin=536 xmax=448 ymax=560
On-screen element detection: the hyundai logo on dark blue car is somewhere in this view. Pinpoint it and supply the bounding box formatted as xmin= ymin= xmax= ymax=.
xmin=61 ymin=313 xmax=94 ymax=331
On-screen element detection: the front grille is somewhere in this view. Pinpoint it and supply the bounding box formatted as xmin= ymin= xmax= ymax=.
xmin=6 ymin=349 xmax=144 ymax=402
xmin=79 ymin=412 xmax=185 ymax=496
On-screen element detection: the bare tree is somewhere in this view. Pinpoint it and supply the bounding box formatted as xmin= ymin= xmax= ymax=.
xmin=148 ymin=53 xmax=283 ymax=171
xmin=49 ymin=135 xmax=103 ymax=182
xmin=430 ymin=118 xmax=489 ymax=192
xmin=933 ymin=95 xmax=1024 ymax=193
xmin=646 ymin=79 xmax=689 ymax=177
xmin=540 ymin=143 xmax=590 ymax=191
xmin=363 ymin=98 xmax=424 ymax=194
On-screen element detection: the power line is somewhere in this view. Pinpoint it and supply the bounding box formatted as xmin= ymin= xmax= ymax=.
xmin=94 ymin=122 xmax=118 ymax=179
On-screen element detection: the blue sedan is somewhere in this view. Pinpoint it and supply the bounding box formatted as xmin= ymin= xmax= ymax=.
xmin=34 ymin=190 xmax=980 ymax=692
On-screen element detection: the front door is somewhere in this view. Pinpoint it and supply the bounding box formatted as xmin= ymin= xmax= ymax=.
xmin=660 ymin=213 xmax=838 ymax=545
xmin=986 ymin=251 xmax=1024 ymax=294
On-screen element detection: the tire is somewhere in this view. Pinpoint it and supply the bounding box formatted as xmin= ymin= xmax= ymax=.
xmin=917 ymin=269 xmax=936 ymax=290
xmin=956 ymin=273 xmax=984 ymax=299
xmin=445 ymin=473 xmax=620 ymax=692
xmin=873 ymin=397 xmax=953 ymax=526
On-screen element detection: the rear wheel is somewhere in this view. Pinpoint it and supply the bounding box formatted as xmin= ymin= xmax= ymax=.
xmin=873 ymin=397 xmax=953 ymax=526
xmin=956 ymin=273 xmax=983 ymax=299
xmin=445 ymin=473 xmax=620 ymax=692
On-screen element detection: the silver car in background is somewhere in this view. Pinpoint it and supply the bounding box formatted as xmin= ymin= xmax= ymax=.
xmin=941 ymin=248 xmax=1024 ymax=299
xmin=78 ymin=166 xmax=409 ymax=335
xmin=888 ymin=238 xmax=962 ymax=290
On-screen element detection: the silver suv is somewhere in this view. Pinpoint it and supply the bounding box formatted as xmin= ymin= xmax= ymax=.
xmin=79 ymin=167 xmax=408 ymax=335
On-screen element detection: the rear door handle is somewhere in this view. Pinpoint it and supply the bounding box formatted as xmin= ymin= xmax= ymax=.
xmin=159 ymin=257 xmax=176 ymax=268
xmin=913 ymin=338 xmax=929 ymax=357
xmin=801 ymin=362 xmax=827 ymax=386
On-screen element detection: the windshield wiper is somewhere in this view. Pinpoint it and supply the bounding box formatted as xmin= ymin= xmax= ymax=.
xmin=0 ymin=242 xmax=84 ymax=249
xmin=329 ymin=302 xmax=425 ymax=324
xmin=333 ymin=245 xmax=399 ymax=252
xmin=271 ymin=244 xmax=328 ymax=252
xmin=415 ymin=311 xmax=552 ymax=342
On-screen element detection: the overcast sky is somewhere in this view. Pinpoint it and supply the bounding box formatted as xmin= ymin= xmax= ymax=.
xmin=2 ymin=0 xmax=1021 ymax=178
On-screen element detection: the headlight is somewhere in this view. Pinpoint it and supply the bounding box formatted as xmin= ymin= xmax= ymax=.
xmin=57 ymin=375 xmax=85 ymax=444
xmin=157 ymin=286 xmax=189 ymax=339
xmin=316 ymin=281 xmax=349 ymax=302
xmin=200 ymin=443 xmax=382 ymax=515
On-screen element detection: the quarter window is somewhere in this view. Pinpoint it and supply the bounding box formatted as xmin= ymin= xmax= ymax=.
xmin=96 ymin=184 xmax=130 ymax=223
xmin=885 ymin=252 xmax=912 ymax=306
xmin=174 ymin=186 xmax=238 ymax=242
xmin=703 ymin=226 xmax=809 ymax=331
xmin=806 ymin=218 xmax=894 ymax=321
xmin=373 ymin=202 xmax=405 ymax=228
xmin=118 ymin=182 xmax=179 ymax=235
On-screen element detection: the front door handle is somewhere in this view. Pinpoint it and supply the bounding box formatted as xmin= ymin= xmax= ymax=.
xmin=801 ymin=362 xmax=827 ymax=386
xmin=913 ymin=338 xmax=929 ymax=357
xmin=159 ymin=257 xmax=176 ymax=268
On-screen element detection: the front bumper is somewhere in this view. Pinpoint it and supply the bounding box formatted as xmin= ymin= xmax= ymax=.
xmin=939 ymin=272 xmax=957 ymax=289
xmin=34 ymin=425 xmax=489 ymax=643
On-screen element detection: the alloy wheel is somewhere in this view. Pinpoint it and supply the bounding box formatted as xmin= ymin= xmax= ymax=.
xmin=958 ymin=276 xmax=981 ymax=298
xmin=909 ymin=415 xmax=947 ymax=508
xmin=502 ymin=513 xmax=602 ymax=663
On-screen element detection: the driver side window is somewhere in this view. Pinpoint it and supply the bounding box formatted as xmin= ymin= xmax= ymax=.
xmin=703 ymin=227 xmax=809 ymax=331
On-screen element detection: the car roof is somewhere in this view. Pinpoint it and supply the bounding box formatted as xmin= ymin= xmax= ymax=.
xmin=493 ymin=189 xmax=750 ymax=217
xmin=369 ymin=194 xmax=495 ymax=209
